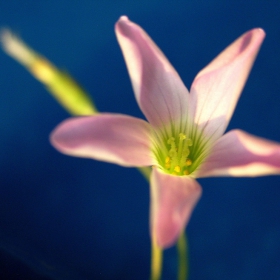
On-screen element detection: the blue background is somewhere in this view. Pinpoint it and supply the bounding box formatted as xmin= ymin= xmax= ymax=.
xmin=0 ymin=1 xmax=280 ymax=279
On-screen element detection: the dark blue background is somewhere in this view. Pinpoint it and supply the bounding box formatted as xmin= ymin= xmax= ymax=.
xmin=0 ymin=1 xmax=280 ymax=279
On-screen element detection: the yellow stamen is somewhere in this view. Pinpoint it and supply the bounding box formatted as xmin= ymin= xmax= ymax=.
xmin=174 ymin=165 xmax=181 ymax=173
xmin=164 ymin=134 xmax=194 ymax=176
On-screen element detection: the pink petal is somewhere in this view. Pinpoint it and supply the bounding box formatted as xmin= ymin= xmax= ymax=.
xmin=197 ymin=130 xmax=280 ymax=177
xmin=115 ymin=16 xmax=189 ymax=131
xmin=150 ymin=167 xmax=202 ymax=248
xmin=190 ymin=29 xmax=265 ymax=141
xmin=50 ymin=113 xmax=154 ymax=167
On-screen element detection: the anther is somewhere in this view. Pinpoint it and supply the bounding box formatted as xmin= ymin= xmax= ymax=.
xmin=174 ymin=165 xmax=181 ymax=173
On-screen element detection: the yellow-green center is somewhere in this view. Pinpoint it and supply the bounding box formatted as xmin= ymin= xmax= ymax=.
xmin=165 ymin=133 xmax=193 ymax=175
xmin=153 ymin=125 xmax=210 ymax=176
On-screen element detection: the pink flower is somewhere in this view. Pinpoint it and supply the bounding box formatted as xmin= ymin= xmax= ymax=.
xmin=50 ymin=16 xmax=280 ymax=248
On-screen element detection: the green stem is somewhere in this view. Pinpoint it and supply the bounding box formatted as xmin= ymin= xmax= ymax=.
xmin=138 ymin=167 xmax=163 ymax=280
xmin=177 ymin=232 xmax=189 ymax=280
xmin=150 ymin=237 xmax=163 ymax=280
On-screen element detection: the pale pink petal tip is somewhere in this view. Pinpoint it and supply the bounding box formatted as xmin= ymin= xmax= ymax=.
xmin=115 ymin=14 xmax=189 ymax=130
xmin=151 ymin=168 xmax=202 ymax=248
xmin=118 ymin=15 xmax=129 ymax=22
xmin=190 ymin=27 xmax=265 ymax=140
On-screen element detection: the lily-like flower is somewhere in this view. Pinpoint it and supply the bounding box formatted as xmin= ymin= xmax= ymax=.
xmin=50 ymin=16 xmax=280 ymax=248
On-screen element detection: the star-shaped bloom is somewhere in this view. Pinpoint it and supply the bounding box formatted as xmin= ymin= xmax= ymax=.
xmin=50 ymin=16 xmax=280 ymax=248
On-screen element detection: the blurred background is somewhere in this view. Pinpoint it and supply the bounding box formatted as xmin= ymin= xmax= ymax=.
xmin=0 ymin=1 xmax=280 ymax=279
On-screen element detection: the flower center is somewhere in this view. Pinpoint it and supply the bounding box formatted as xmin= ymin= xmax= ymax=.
xmin=164 ymin=133 xmax=193 ymax=175
xmin=153 ymin=125 xmax=210 ymax=176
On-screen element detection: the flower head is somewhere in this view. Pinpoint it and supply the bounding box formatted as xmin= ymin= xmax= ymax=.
xmin=50 ymin=16 xmax=280 ymax=248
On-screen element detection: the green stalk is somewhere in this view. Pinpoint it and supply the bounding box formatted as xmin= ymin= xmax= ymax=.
xmin=177 ymin=232 xmax=189 ymax=280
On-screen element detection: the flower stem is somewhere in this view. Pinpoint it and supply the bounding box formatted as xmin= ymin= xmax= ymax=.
xmin=140 ymin=167 xmax=163 ymax=280
xmin=150 ymin=237 xmax=163 ymax=280
xmin=177 ymin=232 xmax=189 ymax=280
